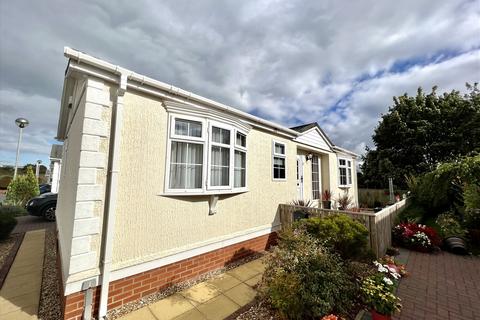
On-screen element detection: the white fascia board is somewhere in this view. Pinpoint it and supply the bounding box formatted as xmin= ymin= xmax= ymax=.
xmin=63 ymin=47 xmax=300 ymax=138
xmin=333 ymin=146 xmax=360 ymax=158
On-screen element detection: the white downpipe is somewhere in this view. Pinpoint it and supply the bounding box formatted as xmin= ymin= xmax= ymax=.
xmin=98 ymin=73 xmax=127 ymax=319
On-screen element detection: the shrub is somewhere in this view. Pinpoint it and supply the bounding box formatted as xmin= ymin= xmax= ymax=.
xmin=5 ymin=166 xmax=39 ymax=206
xmin=298 ymin=214 xmax=370 ymax=260
xmin=260 ymin=228 xmax=356 ymax=319
xmin=0 ymin=175 xmax=12 ymax=190
xmin=0 ymin=205 xmax=27 ymax=217
xmin=0 ymin=212 xmax=17 ymax=240
xmin=335 ymin=192 xmax=353 ymax=210
xmin=435 ymin=213 xmax=466 ymax=238
xmin=392 ymin=223 xmax=441 ymax=252
xmin=464 ymin=184 xmax=480 ymax=211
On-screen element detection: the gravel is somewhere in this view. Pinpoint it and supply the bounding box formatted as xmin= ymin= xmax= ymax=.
xmin=0 ymin=235 xmax=18 ymax=270
xmin=38 ymin=230 xmax=62 ymax=320
xmin=234 ymin=301 xmax=279 ymax=320
xmin=107 ymin=252 xmax=266 ymax=320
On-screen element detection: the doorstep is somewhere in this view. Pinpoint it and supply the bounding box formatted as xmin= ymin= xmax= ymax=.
xmin=0 ymin=229 xmax=46 ymax=320
xmin=119 ymin=256 xmax=266 ymax=320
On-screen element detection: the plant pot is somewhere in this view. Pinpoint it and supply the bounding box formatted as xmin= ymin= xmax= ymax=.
xmin=322 ymin=201 xmax=331 ymax=209
xmin=444 ymin=236 xmax=468 ymax=255
xmin=371 ymin=309 xmax=391 ymax=320
xmin=468 ymin=229 xmax=480 ymax=243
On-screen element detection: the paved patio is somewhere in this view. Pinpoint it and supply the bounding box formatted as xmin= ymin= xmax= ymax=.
xmin=119 ymin=258 xmax=265 ymax=320
xmin=0 ymin=229 xmax=45 ymax=320
xmin=394 ymin=251 xmax=480 ymax=320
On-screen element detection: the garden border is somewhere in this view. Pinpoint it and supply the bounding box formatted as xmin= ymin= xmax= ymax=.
xmin=0 ymin=232 xmax=25 ymax=289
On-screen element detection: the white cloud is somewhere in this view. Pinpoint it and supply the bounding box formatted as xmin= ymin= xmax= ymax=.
xmin=0 ymin=0 xmax=479 ymax=164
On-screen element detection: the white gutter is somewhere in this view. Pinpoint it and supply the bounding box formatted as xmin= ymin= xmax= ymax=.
xmin=97 ymin=73 xmax=127 ymax=319
xmin=63 ymin=47 xmax=299 ymax=138
xmin=333 ymin=145 xmax=360 ymax=158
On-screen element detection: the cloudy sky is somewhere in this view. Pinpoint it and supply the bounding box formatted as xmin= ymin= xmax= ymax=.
xmin=0 ymin=0 xmax=479 ymax=167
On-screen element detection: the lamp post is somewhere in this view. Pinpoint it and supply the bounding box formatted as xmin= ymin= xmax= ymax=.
xmin=13 ymin=118 xmax=29 ymax=179
xmin=35 ymin=160 xmax=42 ymax=178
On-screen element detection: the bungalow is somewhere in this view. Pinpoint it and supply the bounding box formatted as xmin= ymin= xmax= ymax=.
xmin=55 ymin=47 xmax=359 ymax=320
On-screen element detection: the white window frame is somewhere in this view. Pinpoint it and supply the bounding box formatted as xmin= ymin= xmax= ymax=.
xmin=165 ymin=115 xmax=207 ymax=194
xmin=338 ymin=157 xmax=352 ymax=187
xmin=311 ymin=155 xmax=321 ymax=200
xmin=165 ymin=113 xmax=249 ymax=195
xmin=233 ymin=130 xmax=248 ymax=191
xmin=207 ymin=121 xmax=234 ymax=190
xmin=272 ymin=140 xmax=287 ymax=181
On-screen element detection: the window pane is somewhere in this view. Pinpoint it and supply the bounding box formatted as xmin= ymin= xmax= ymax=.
xmin=339 ymin=167 xmax=347 ymax=185
xmin=274 ymin=143 xmax=285 ymax=155
xmin=348 ymin=168 xmax=352 ymax=184
xmin=347 ymin=160 xmax=351 ymax=168
xmin=274 ymin=157 xmax=286 ymax=179
xmin=312 ymin=155 xmax=320 ymax=199
xmin=339 ymin=159 xmax=346 ymax=166
xmin=211 ymin=146 xmax=230 ymax=186
xmin=236 ymin=132 xmax=246 ymax=147
xmin=234 ymin=150 xmax=246 ymax=188
xmin=169 ymin=142 xmax=203 ymax=189
xmin=212 ymin=127 xmax=230 ymax=144
xmin=175 ymin=119 xmax=202 ymax=137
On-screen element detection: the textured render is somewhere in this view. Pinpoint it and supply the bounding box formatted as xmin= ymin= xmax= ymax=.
xmin=111 ymin=90 xmax=296 ymax=270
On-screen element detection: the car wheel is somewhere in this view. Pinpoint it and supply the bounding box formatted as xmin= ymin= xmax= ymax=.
xmin=42 ymin=203 xmax=56 ymax=221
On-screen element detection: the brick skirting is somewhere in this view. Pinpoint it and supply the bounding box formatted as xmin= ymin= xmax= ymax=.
xmin=61 ymin=232 xmax=277 ymax=320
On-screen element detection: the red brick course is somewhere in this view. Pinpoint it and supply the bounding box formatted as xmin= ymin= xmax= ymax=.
xmin=394 ymin=251 xmax=480 ymax=320
xmin=60 ymin=232 xmax=277 ymax=320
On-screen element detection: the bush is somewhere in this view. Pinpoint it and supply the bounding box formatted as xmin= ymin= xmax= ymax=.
xmin=0 ymin=175 xmax=12 ymax=189
xmin=0 ymin=205 xmax=27 ymax=217
xmin=298 ymin=214 xmax=370 ymax=260
xmin=0 ymin=212 xmax=17 ymax=240
xmin=435 ymin=213 xmax=466 ymax=238
xmin=260 ymin=228 xmax=356 ymax=319
xmin=5 ymin=166 xmax=39 ymax=206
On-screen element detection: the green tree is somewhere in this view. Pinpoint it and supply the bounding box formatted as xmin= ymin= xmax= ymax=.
xmin=361 ymin=83 xmax=480 ymax=188
xmin=6 ymin=166 xmax=40 ymax=205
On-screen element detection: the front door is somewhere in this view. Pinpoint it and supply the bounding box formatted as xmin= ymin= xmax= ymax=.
xmin=296 ymin=155 xmax=304 ymax=200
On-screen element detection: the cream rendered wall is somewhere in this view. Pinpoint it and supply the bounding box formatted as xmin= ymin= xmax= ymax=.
xmin=112 ymin=91 xmax=297 ymax=269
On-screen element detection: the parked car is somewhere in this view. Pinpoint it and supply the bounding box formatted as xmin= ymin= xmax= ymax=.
xmin=26 ymin=192 xmax=57 ymax=221
xmin=39 ymin=184 xmax=52 ymax=194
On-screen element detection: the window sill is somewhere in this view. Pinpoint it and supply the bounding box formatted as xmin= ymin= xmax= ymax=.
xmin=160 ymin=189 xmax=249 ymax=197
xmin=339 ymin=185 xmax=352 ymax=188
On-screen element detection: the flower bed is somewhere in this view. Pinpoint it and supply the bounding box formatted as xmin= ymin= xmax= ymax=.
xmin=392 ymin=223 xmax=441 ymax=252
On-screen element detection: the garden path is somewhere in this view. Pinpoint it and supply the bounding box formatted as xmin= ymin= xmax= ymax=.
xmin=394 ymin=250 xmax=480 ymax=320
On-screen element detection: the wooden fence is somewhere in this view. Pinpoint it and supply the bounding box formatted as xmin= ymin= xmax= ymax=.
xmin=278 ymin=198 xmax=408 ymax=258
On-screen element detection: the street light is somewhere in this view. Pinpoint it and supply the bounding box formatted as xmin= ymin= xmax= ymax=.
xmin=13 ymin=118 xmax=29 ymax=179
xmin=35 ymin=160 xmax=42 ymax=178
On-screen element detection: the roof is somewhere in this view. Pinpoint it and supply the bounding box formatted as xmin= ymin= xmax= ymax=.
xmin=291 ymin=122 xmax=359 ymax=158
xmin=58 ymin=47 xmax=301 ymax=140
xmin=290 ymin=122 xmax=334 ymax=146
xmin=50 ymin=144 xmax=63 ymax=160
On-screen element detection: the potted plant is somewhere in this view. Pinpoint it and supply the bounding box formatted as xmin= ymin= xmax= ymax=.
xmin=436 ymin=213 xmax=468 ymax=255
xmin=322 ymin=190 xmax=332 ymax=209
xmin=361 ymin=274 xmax=402 ymax=320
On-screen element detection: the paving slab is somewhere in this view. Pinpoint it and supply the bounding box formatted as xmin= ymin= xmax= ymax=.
xmin=174 ymin=308 xmax=207 ymax=320
xmin=180 ymin=282 xmax=221 ymax=306
xmin=121 ymin=307 xmax=157 ymax=320
xmin=207 ymin=274 xmax=242 ymax=292
xmin=223 ymin=283 xmax=257 ymax=307
xmin=244 ymin=274 xmax=262 ymax=287
xmin=196 ymin=295 xmax=240 ymax=320
xmin=0 ymin=229 xmax=45 ymax=320
xmin=226 ymin=264 xmax=260 ymax=282
xmin=148 ymin=293 xmax=195 ymax=320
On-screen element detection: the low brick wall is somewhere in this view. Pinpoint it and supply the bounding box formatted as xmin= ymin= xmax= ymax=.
xmin=61 ymin=232 xmax=277 ymax=320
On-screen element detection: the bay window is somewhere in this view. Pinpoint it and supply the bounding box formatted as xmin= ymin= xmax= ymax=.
xmin=338 ymin=158 xmax=352 ymax=187
xmin=166 ymin=114 xmax=248 ymax=194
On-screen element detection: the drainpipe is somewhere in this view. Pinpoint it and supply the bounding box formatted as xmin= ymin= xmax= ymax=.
xmin=98 ymin=72 xmax=127 ymax=319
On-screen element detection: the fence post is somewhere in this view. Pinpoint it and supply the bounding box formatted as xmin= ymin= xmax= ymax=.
xmin=369 ymin=215 xmax=379 ymax=258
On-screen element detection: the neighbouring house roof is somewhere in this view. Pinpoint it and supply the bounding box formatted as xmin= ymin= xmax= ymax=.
xmin=50 ymin=144 xmax=63 ymax=160
xmin=291 ymin=122 xmax=359 ymax=158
